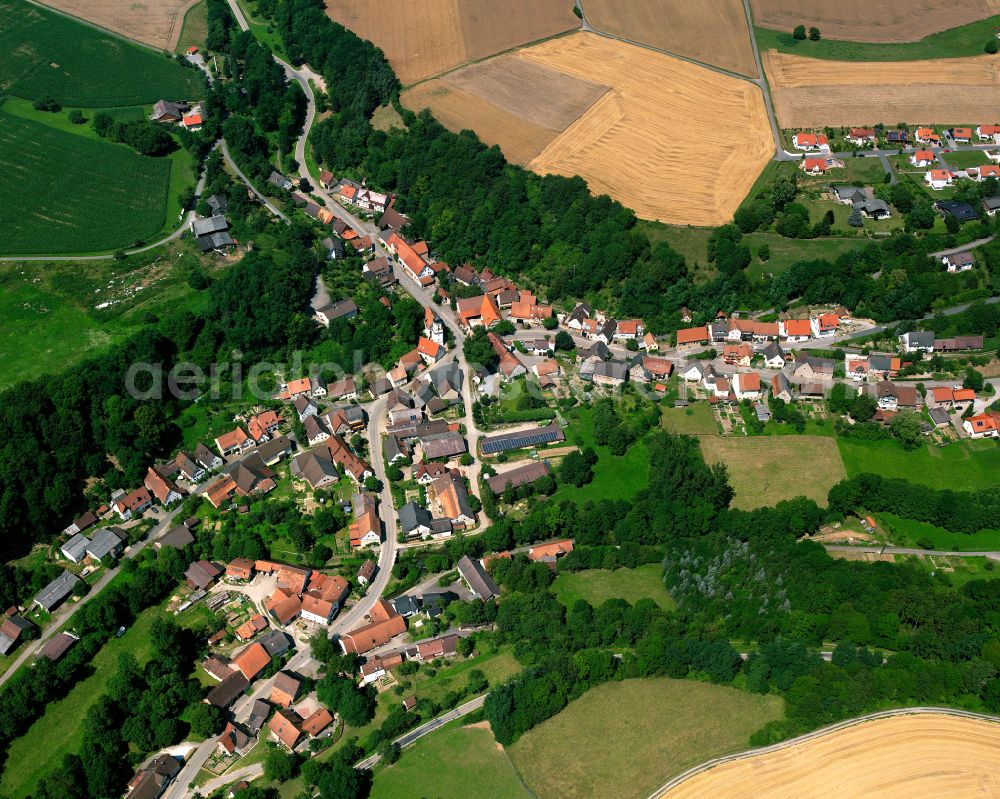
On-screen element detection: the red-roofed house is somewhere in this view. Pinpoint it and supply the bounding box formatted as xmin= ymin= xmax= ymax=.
xmin=112 ymin=487 xmax=153 ymax=521
xmin=977 ymin=125 xmax=1000 ymax=141
xmin=733 ymin=372 xmax=761 ymax=400
xmin=811 ymin=314 xmax=840 ymax=338
xmin=925 ymin=169 xmax=955 ymax=190
xmin=847 ymin=128 xmax=876 ymax=145
xmin=456 ymin=295 xmax=502 ymax=329
xmin=144 ymin=466 xmax=182 ymax=505
xmin=676 ymin=326 xmax=709 ymax=347
xmin=269 ymin=709 xmax=302 ymax=750
xmin=910 ymin=150 xmax=935 ymax=168
xmin=801 ymin=157 xmax=828 ymax=175
xmin=792 ymin=132 xmax=827 ymax=150
xmin=417 ymin=336 xmax=445 ymax=364
xmin=951 ymin=127 xmax=972 ymax=143
xmin=916 ymin=127 xmax=940 ymax=143
xmin=231 ymin=642 xmax=270 ymax=681
xmin=780 ymin=319 xmax=812 ymax=342
xmin=216 ymin=427 xmax=254 ymax=457
xmin=182 ymin=112 xmax=203 ymax=130
xmin=963 ymin=413 xmax=999 ymax=438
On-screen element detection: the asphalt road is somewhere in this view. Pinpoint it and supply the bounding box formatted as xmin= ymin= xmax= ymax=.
xmin=824 ymin=544 xmax=1000 ymax=560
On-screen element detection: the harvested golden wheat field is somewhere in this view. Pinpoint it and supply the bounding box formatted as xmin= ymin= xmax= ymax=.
xmin=519 ymin=33 xmax=773 ymax=226
xmin=657 ymin=712 xmax=1000 ymax=799
xmin=402 ymin=54 xmax=610 ymax=165
xmin=764 ymin=49 xmax=1000 ymax=127
xmin=582 ymin=0 xmax=758 ymax=77
xmin=38 ymin=0 xmax=201 ymax=50
xmin=751 ymin=0 xmax=1000 ymax=42
xmin=324 ymin=0 xmax=579 ymax=84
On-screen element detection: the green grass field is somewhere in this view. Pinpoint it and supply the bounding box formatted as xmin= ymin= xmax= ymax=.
xmin=942 ymin=150 xmax=989 ymax=169
xmin=370 ymin=723 xmax=532 ymax=799
xmin=755 ymin=18 xmax=1000 ymax=61
xmin=0 ymin=246 xmax=212 ymax=388
xmin=507 ymin=678 xmax=784 ymax=799
xmin=661 ymin=402 xmax=719 ymax=435
xmin=0 ymin=604 xmax=167 ymax=798
xmin=836 ymin=437 xmax=1000 ymax=491
xmin=700 ymin=435 xmax=846 ymax=509
xmin=0 ymin=111 xmax=173 ymax=255
xmin=878 ymin=512 xmax=1000 ymax=551
xmin=552 ymin=564 xmax=675 ymax=610
xmin=551 ymin=406 xmax=650 ymax=505
xmin=0 ymin=0 xmax=204 ymax=107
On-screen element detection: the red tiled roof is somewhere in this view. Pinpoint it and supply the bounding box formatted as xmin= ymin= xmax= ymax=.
xmin=231 ymin=642 xmax=270 ymax=680
xmin=676 ymin=326 xmax=709 ymax=344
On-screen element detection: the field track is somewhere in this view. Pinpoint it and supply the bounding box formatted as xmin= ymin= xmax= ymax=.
xmin=324 ymin=0 xmax=579 ymax=84
xmin=764 ymin=49 xmax=1000 ymax=126
xmin=581 ymin=0 xmax=758 ymax=77
xmin=519 ymin=33 xmax=772 ymax=226
xmin=653 ymin=708 xmax=1000 ymax=799
xmin=751 ymin=0 xmax=1000 ymax=42
xmin=35 ymin=0 xmax=201 ymax=50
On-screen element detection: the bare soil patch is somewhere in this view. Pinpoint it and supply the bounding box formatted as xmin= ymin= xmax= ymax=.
xmin=751 ymin=0 xmax=1000 ymax=42
xmin=583 ymin=0 xmax=757 ymax=77
xmin=521 ymin=33 xmax=773 ymax=226
xmin=764 ymin=49 xmax=1000 ymax=127
xmin=37 ymin=0 xmax=201 ymax=50
xmin=445 ymin=55 xmax=609 ymax=132
xmin=658 ymin=712 xmax=1000 ymax=799
xmin=324 ymin=0 xmax=579 ymax=84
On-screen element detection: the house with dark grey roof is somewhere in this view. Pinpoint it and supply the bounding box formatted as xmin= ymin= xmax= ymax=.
xmin=487 ymin=461 xmax=552 ymax=494
xmin=399 ymin=501 xmax=433 ymax=539
xmin=259 ymin=629 xmax=293 ymax=657
xmin=0 ymin=616 xmax=34 ymax=656
xmin=316 ymin=299 xmax=359 ymax=326
xmin=576 ymin=340 xmax=609 ymax=362
xmin=39 ymin=631 xmax=78 ymax=661
xmin=204 ymin=670 xmax=250 ymax=708
xmin=391 ymin=595 xmax=421 ymax=617
xmin=156 ymin=525 xmax=195 ymax=550
xmin=290 ymin=450 xmax=339 ymax=489
xmin=268 ymin=171 xmax=292 ymax=190
xmin=899 ymin=330 xmax=935 ymax=353
xmin=457 ymin=555 xmax=500 ymax=601
xmin=591 ymin=359 xmax=629 ymax=387
xmin=320 ymin=236 xmax=346 ymax=260
xmin=983 ymin=196 xmax=1000 ymax=216
xmin=33 ymin=571 xmax=82 ymax=612
xmin=191 ymin=215 xmax=229 ymax=237
xmin=196 ymin=231 xmax=235 ymax=253
xmin=420 ymin=430 xmax=466 ymax=460
xmin=206 ymin=194 xmax=229 ymax=215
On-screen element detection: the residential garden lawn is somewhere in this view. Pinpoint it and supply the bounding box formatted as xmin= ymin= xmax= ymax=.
xmin=836 ymin=436 xmax=1000 ymax=491
xmin=371 ymin=721 xmax=531 ymax=799
xmin=550 ymin=406 xmax=650 ymax=504
xmin=0 ymin=0 xmax=204 ymax=106
xmin=942 ymin=149 xmax=989 ymax=169
xmin=0 ymin=602 xmax=169 ymax=798
xmin=552 ymin=564 xmax=675 ymax=610
xmin=699 ymin=434 xmax=846 ymax=509
xmin=878 ymin=512 xmax=1000 ymax=552
xmin=0 ymin=244 xmax=211 ymax=389
xmin=175 ymin=0 xmax=209 ymax=53
xmin=836 ymin=155 xmax=890 ymax=184
xmin=661 ymin=402 xmax=719 ymax=435
xmin=899 ymin=553 xmax=1000 ymax=589
xmin=507 ymin=678 xmax=785 ymax=799
xmin=755 ymin=18 xmax=1000 ymax=62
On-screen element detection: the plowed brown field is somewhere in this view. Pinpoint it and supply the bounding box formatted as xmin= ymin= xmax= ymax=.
xmin=37 ymin=0 xmax=201 ymax=50
xmin=324 ymin=0 xmax=579 ymax=84
xmin=657 ymin=713 xmax=1000 ymax=799
xmin=582 ymin=0 xmax=757 ymax=77
xmin=751 ymin=0 xmax=1000 ymax=42
xmin=764 ymin=49 xmax=1000 ymax=127
xmin=521 ymin=33 xmax=773 ymax=226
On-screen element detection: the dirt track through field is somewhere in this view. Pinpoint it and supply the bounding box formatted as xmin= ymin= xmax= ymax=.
xmin=764 ymin=49 xmax=1000 ymax=126
xmin=751 ymin=0 xmax=1000 ymax=42
xmin=519 ymin=33 xmax=772 ymax=226
xmin=582 ymin=0 xmax=758 ymax=77
xmin=36 ymin=0 xmax=201 ymax=50
xmin=324 ymin=0 xmax=579 ymax=84
xmin=657 ymin=713 xmax=1000 ymax=798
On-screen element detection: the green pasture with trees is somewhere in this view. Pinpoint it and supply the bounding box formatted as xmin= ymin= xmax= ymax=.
xmin=756 ymin=16 xmax=1000 ymax=62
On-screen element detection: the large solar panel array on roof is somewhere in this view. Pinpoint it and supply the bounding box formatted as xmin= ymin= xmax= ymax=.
xmin=481 ymin=424 xmax=563 ymax=454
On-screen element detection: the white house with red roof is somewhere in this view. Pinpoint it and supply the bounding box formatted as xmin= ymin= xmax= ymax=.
xmin=792 ymin=132 xmax=828 ymax=151
xmin=733 ymin=372 xmax=761 ymax=401
xmin=810 ymin=313 xmax=840 ymax=338
xmin=963 ymin=413 xmax=999 ymax=438
xmin=780 ymin=319 xmax=812 ymax=342
xmin=417 ymin=336 xmax=445 ymax=364
xmin=925 ymin=169 xmax=955 ymax=190
xmin=976 ymin=125 xmax=1000 ymax=142
xmin=910 ymin=150 xmax=935 ymax=168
